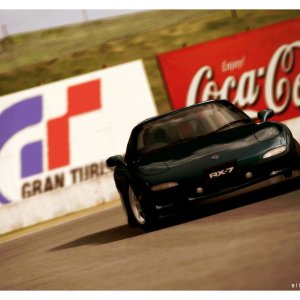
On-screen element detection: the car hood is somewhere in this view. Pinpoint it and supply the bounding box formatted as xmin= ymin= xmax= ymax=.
xmin=137 ymin=122 xmax=283 ymax=178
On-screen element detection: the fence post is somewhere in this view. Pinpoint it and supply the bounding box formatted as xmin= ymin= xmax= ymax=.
xmin=0 ymin=24 xmax=18 ymax=71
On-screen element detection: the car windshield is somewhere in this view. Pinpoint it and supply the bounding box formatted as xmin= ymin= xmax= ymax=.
xmin=134 ymin=101 xmax=251 ymax=157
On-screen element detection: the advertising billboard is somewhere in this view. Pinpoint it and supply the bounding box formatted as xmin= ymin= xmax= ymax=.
xmin=0 ymin=60 xmax=156 ymax=233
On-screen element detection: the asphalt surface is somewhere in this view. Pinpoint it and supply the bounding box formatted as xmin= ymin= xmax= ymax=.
xmin=0 ymin=176 xmax=299 ymax=290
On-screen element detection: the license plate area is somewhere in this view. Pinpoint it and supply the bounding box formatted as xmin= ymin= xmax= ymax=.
xmin=205 ymin=160 xmax=238 ymax=186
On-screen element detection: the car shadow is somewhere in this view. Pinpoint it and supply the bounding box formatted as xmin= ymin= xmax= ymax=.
xmin=50 ymin=225 xmax=145 ymax=251
xmin=50 ymin=176 xmax=299 ymax=251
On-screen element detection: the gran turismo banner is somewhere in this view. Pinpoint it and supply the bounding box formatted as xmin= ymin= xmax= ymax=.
xmin=157 ymin=18 xmax=300 ymax=121
xmin=0 ymin=60 xmax=157 ymax=206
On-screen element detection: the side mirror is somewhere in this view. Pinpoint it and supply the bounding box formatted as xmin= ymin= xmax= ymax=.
xmin=106 ymin=155 xmax=126 ymax=168
xmin=257 ymin=109 xmax=274 ymax=122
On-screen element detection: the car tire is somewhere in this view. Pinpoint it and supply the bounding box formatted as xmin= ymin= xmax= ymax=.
xmin=121 ymin=195 xmax=138 ymax=228
xmin=127 ymin=185 xmax=157 ymax=230
xmin=293 ymin=139 xmax=300 ymax=168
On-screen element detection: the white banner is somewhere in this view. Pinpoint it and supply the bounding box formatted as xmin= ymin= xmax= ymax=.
xmin=0 ymin=60 xmax=157 ymax=233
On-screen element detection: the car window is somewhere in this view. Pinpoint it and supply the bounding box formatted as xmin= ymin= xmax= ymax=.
xmin=133 ymin=101 xmax=250 ymax=157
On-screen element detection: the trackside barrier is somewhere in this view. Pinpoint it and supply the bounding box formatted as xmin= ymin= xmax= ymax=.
xmin=0 ymin=173 xmax=118 ymax=234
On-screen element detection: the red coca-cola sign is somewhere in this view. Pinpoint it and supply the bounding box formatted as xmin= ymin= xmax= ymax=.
xmin=157 ymin=18 xmax=300 ymax=121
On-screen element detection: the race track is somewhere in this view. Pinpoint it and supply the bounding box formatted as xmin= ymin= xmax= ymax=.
xmin=0 ymin=177 xmax=299 ymax=290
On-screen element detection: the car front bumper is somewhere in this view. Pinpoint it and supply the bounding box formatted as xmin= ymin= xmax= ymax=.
xmin=147 ymin=149 xmax=299 ymax=218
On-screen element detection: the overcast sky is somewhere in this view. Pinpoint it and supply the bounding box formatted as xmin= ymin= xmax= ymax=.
xmin=1 ymin=4 xmax=300 ymax=39
xmin=0 ymin=10 xmax=141 ymax=38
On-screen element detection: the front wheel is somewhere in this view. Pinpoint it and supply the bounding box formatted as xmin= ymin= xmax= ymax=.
xmin=128 ymin=186 xmax=157 ymax=230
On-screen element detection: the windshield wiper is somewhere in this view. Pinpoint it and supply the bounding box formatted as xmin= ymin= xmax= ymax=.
xmin=215 ymin=119 xmax=251 ymax=133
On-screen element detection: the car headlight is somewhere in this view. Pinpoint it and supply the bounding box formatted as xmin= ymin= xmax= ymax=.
xmin=255 ymin=127 xmax=279 ymax=142
xmin=263 ymin=145 xmax=287 ymax=159
xmin=151 ymin=182 xmax=178 ymax=191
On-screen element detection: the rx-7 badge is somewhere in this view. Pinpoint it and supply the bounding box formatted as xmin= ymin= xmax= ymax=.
xmin=209 ymin=167 xmax=235 ymax=179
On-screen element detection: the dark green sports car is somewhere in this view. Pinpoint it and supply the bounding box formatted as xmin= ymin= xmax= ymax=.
xmin=107 ymin=100 xmax=300 ymax=229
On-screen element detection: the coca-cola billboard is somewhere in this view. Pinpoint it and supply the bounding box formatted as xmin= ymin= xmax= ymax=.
xmin=157 ymin=18 xmax=300 ymax=122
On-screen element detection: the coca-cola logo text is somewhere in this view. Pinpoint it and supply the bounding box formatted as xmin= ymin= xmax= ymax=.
xmin=186 ymin=41 xmax=300 ymax=114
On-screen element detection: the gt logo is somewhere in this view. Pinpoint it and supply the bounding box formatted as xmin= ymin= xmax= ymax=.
xmin=209 ymin=167 xmax=234 ymax=178
xmin=0 ymin=79 xmax=101 ymax=205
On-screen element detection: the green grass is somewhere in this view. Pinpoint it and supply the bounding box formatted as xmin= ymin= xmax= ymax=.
xmin=0 ymin=10 xmax=219 ymax=73
xmin=1 ymin=9 xmax=300 ymax=113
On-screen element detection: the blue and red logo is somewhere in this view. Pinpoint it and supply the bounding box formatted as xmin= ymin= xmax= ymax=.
xmin=0 ymin=79 xmax=101 ymax=205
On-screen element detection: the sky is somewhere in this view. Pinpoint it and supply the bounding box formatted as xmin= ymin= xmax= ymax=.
xmin=0 ymin=10 xmax=141 ymax=39
xmin=0 ymin=1 xmax=299 ymax=39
